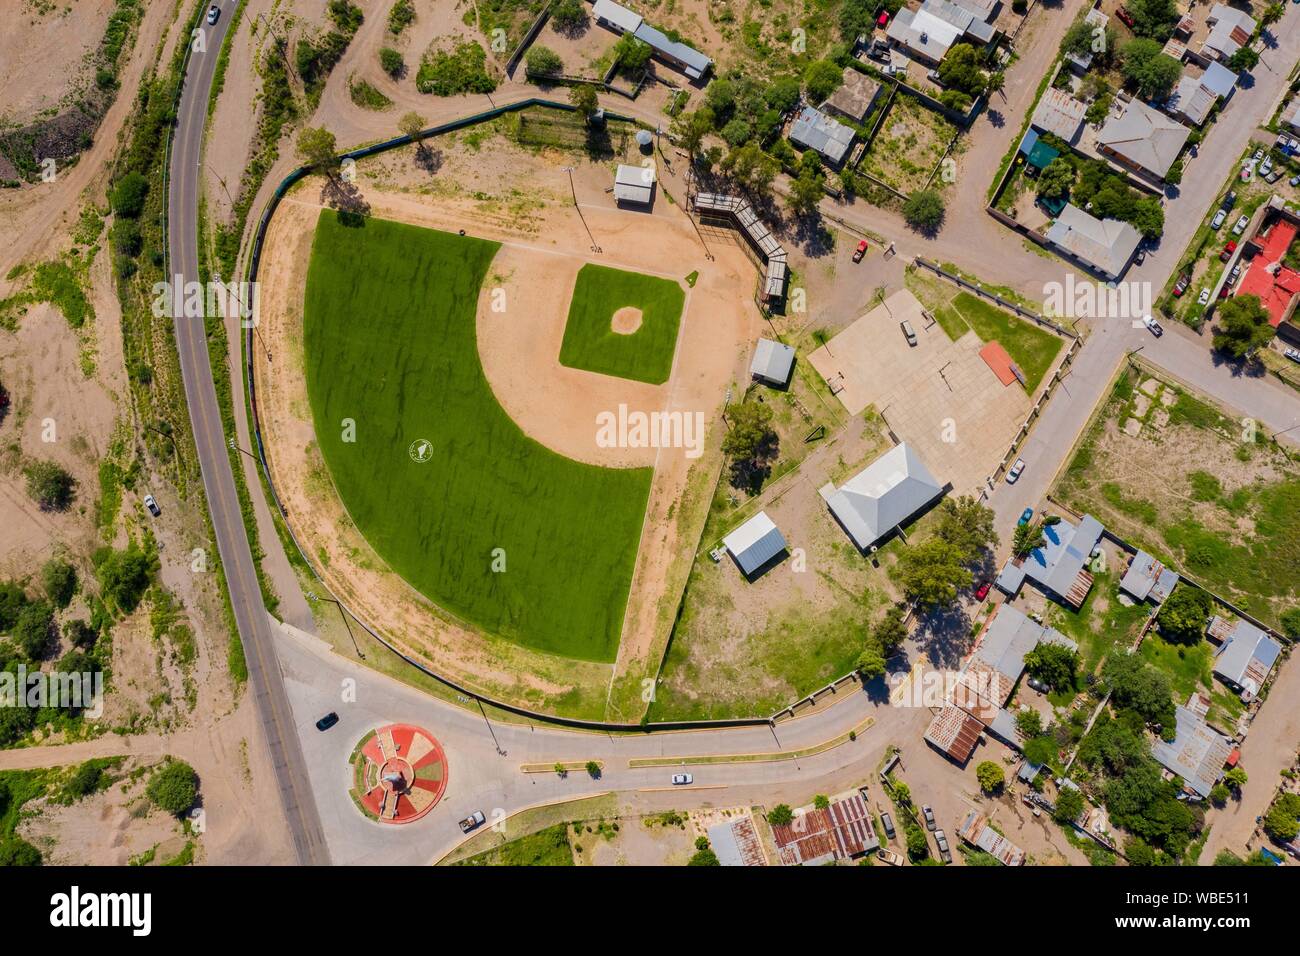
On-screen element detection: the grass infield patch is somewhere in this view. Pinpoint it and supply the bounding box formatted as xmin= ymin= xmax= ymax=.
xmin=302 ymin=212 xmax=651 ymax=662
xmin=558 ymin=263 xmax=685 ymax=385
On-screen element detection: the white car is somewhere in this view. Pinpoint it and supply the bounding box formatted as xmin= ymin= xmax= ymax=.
xmin=1230 ymin=263 xmax=1243 ymax=283
xmin=1284 ymin=347 xmax=1300 ymax=363
xmin=1197 ymin=288 xmax=1211 ymax=305
xmin=1005 ymin=458 xmax=1026 ymax=484
xmin=1253 ymin=147 xmax=1266 ymax=162
xmin=206 ymin=4 xmax=220 ymax=24
xmin=1143 ymin=314 xmax=1164 ymax=337
xmin=1260 ymin=157 xmax=1274 ymax=177
xmin=1211 ymin=209 xmax=1227 ymax=229
xmin=1232 ymin=215 xmax=1249 ymax=235
xmin=143 ymin=494 xmax=161 ymax=517
xmin=671 ymin=772 xmax=693 ymax=785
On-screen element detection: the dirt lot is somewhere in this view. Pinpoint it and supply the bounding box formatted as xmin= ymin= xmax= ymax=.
xmin=0 ymin=0 xmax=116 ymax=127
xmin=253 ymin=131 xmax=764 ymax=721
xmin=858 ymin=93 xmax=959 ymax=197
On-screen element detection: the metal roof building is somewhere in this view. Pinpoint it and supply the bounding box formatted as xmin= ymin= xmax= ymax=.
xmin=957 ymin=810 xmax=1025 ymax=865
xmin=789 ymin=105 xmax=856 ymax=167
xmin=886 ymin=0 xmax=997 ymax=65
xmin=750 ymin=338 xmax=795 ymax=387
xmin=1151 ymin=704 xmax=1233 ymax=798
xmin=974 ymin=604 xmax=1077 ymax=689
xmin=1118 ymin=550 xmax=1179 ymax=604
xmin=1097 ymin=99 xmax=1191 ymax=180
xmin=722 ymin=510 xmax=787 ymax=577
xmin=924 ymin=704 xmax=985 ymax=764
xmin=1030 ymin=88 xmax=1088 ymax=145
xmin=693 ymin=192 xmax=788 ymax=300
xmin=1202 ymin=3 xmax=1256 ymax=62
xmin=819 ymin=442 xmax=944 ymax=551
xmin=613 ymin=163 xmax=655 ymax=205
xmin=707 ymin=815 xmax=768 ymax=866
xmin=995 ymin=514 xmax=1104 ymax=608
xmin=772 ymin=791 xmax=879 ymax=865
xmin=1044 ymin=204 xmax=1142 ymax=280
xmin=1210 ymin=617 xmax=1281 ymax=700
xmin=592 ymin=0 xmax=713 ymax=79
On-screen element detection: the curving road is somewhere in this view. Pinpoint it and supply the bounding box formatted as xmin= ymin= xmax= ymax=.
xmin=166 ymin=0 xmax=329 ymax=865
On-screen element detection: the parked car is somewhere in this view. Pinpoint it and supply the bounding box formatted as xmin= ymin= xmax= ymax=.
xmin=459 ymin=810 xmax=486 ymax=833
xmin=852 ymin=239 xmax=868 ymax=263
xmin=143 ymin=494 xmax=161 ymax=517
xmin=1283 ymin=347 xmax=1300 ymax=363
xmin=1211 ymin=209 xmax=1227 ymax=230
xmin=1222 ymin=191 xmax=1237 ymax=210
xmin=877 ymin=848 xmax=905 ymax=866
xmin=922 ymin=805 xmax=936 ymax=831
xmin=900 ymin=320 xmax=917 ymax=346
xmin=1116 ymin=6 xmax=1135 ymax=27
xmin=1027 ymin=675 xmax=1048 ymax=693
xmin=974 ymin=581 xmax=991 ymax=601
xmin=1232 ymin=215 xmax=1250 ymax=235
xmin=1143 ymin=315 xmax=1163 ymax=337
xmin=1230 ymin=263 xmax=1243 ymax=283
xmin=314 ymin=711 xmax=339 ymax=732
xmin=1197 ymin=288 xmax=1211 ymax=305
xmin=1018 ymin=507 xmax=1034 ymax=526
xmin=1006 ymin=458 xmax=1026 ymax=484
xmin=1291 ymin=175 xmax=1300 ymax=188
xmin=880 ymin=811 xmax=896 ymax=840
xmin=206 ymin=4 xmax=220 ymax=24
xmin=1266 ymin=168 xmax=1284 ymax=184
xmin=671 ymin=772 xmax=693 ymax=785
xmin=1219 ymin=284 xmax=1231 ymax=299
xmin=1173 ymin=273 xmax=1191 ymax=296
xmin=934 ymin=829 xmax=952 ymax=864
xmin=1220 ymin=240 xmax=1238 ymax=261
xmin=1253 ymin=148 xmax=1266 ymax=163
xmin=1260 ymin=157 xmax=1274 ymax=177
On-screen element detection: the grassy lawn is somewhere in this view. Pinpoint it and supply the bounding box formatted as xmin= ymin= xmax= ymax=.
xmin=558 ymin=263 xmax=685 ymax=385
xmin=1054 ymin=365 xmax=1300 ymax=631
xmin=454 ymin=823 xmax=574 ymax=866
xmin=1138 ymin=634 xmax=1213 ymax=700
xmin=908 ymin=272 xmax=1065 ymax=393
xmin=1044 ymin=570 xmax=1151 ymax=678
xmin=303 ymin=211 xmax=652 ymax=662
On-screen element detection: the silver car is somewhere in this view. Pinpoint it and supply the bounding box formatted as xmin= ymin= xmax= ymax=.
xmin=671 ymin=772 xmax=693 ymax=785
xmin=934 ymin=828 xmax=952 ymax=864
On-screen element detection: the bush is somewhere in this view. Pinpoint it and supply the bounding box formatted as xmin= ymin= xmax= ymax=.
xmin=766 ymin=804 xmax=794 ymax=826
xmin=1053 ymin=786 xmax=1085 ymax=824
xmin=110 ymin=172 xmax=148 ymax=218
xmin=1155 ymin=585 xmax=1213 ymax=645
xmin=905 ymin=825 xmax=929 ymax=860
xmin=0 ymin=581 xmax=27 ymax=631
xmin=976 ymin=761 xmax=1005 ymax=794
xmin=41 ymin=560 xmax=77 ymax=609
xmin=13 ymin=601 xmax=55 ymax=659
xmin=803 ymin=59 xmax=842 ymax=103
xmin=416 ymin=42 xmax=496 ymax=96
xmin=23 ymin=460 xmax=75 ymax=511
xmin=1281 ymin=607 xmax=1300 ymax=640
xmin=903 ymin=190 xmax=945 ymax=231
xmin=525 ymin=46 xmax=563 ymax=78
xmin=550 ymin=0 xmax=587 ymax=31
xmin=146 ymin=760 xmax=198 ymax=816
xmin=386 ymin=0 xmax=414 ymax=35
xmin=95 ymin=543 xmax=154 ymax=614
xmin=379 ymin=47 xmax=404 ymax=77
xmin=111 ymin=218 xmax=142 ymax=258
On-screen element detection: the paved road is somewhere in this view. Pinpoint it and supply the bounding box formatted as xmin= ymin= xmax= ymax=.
xmin=166 ymin=0 xmax=329 ymax=865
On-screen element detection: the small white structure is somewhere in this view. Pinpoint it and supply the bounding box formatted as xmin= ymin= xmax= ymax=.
xmin=820 ymin=442 xmax=944 ymax=550
xmin=750 ymin=339 xmax=795 ymax=387
xmin=723 ymin=511 xmax=787 ymax=577
xmin=614 ymin=163 xmax=655 ymax=206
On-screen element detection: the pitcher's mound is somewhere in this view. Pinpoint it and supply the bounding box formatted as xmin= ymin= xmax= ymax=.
xmin=610 ymin=307 xmax=644 ymax=335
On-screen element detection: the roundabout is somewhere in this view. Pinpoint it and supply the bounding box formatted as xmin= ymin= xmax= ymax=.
xmin=349 ymin=723 xmax=448 ymax=825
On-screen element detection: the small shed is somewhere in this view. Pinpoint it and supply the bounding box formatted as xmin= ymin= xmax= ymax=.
xmin=722 ymin=511 xmax=787 ymax=577
xmin=750 ymin=338 xmax=795 ymax=387
xmin=614 ymin=163 xmax=655 ymax=206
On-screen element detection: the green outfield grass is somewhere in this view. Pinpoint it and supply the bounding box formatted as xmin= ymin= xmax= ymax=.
xmin=302 ymin=212 xmax=652 ymax=662
xmin=558 ymin=263 xmax=685 ymax=384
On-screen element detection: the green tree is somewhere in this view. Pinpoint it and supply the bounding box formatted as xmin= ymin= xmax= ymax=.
xmin=671 ymin=107 xmax=714 ymax=156
xmin=722 ymin=401 xmax=777 ymax=465
xmin=856 ymin=643 xmax=887 ymax=680
xmin=295 ymin=126 xmax=340 ymax=177
xmin=1103 ymin=653 xmax=1175 ymax=729
xmin=1053 ymin=786 xmax=1084 ymax=824
xmin=110 ymin=171 xmax=148 ymax=218
xmin=1120 ymin=39 xmax=1182 ymax=99
xmin=525 ymin=46 xmax=563 ymax=77
xmin=976 ymin=761 xmax=1006 ymax=794
xmin=585 ymin=760 xmax=600 ymax=778
xmin=23 ymin=460 xmax=75 ymax=511
xmin=41 ymin=559 xmax=76 ymax=609
xmin=803 ymin=59 xmax=843 ymax=102
xmin=721 ymin=141 xmax=779 ymax=198
xmin=1023 ymin=735 xmax=1057 ymax=767
xmin=379 ymin=47 xmax=404 ymax=77
xmin=905 ymin=824 xmax=929 ymax=860
xmin=893 ymin=782 xmax=912 ymax=808
xmin=934 ymin=495 xmax=997 ymax=559
xmin=765 ymin=76 xmax=802 ymax=113
xmin=0 ymin=582 xmax=29 ymax=631
xmin=1037 ymin=158 xmax=1077 ymax=201
xmin=550 ymin=0 xmax=587 ymax=31
xmin=1280 ymin=607 xmax=1300 ymax=640
xmin=95 ymin=543 xmax=154 ymax=615
xmin=873 ymin=606 xmax=909 ymax=654
xmin=688 ymin=847 xmax=720 ymax=865
xmin=1227 ymin=47 xmax=1260 ymax=71
xmin=1262 ymin=793 xmax=1300 ymax=842
xmin=767 ymin=804 xmax=794 ymax=826
xmin=1213 ymin=295 xmax=1275 ymax=360
xmin=893 ymin=539 xmax=973 ymax=610
xmin=813 ymin=794 xmax=831 ymax=810
xmin=1209 ymin=783 xmax=1230 ymax=806
xmin=1012 ymin=521 xmax=1045 ymax=558
xmin=569 ymin=83 xmax=600 ymax=125
xmin=0 ymin=838 xmax=41 ymax=866
xmin=1126 ymin=0 xmax=1179 ymax=39
xmin=903 ymin=189 xmax=945 ymax=232
xmin=146 ymin=760 xmax=198 ymax=816
xmin=1025 ymin=643 xmax=1078 ymax=692
xmin=938 ymin=44 xmax=988 ymax=97
xmin=1016 ymin=708 xmax=1043 ymax=739
xmin=13 ymin=601 xmax=54 ymax=659
xmin=1261 ymin=3 xmax=1284 ymax=27
xmin=788 ymin=160 xmax=826 ymax=217
xmin=614 ymin=34 xmax=653 ymax=74
xmin=398 ymin=111 xmax=425 ymax=144
xmin=1154 ymin=585 xmax=1212 ymax=645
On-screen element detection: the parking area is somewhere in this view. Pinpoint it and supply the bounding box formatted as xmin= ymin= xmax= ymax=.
xmin=807 ymin=290 xmax=1031 ymax=497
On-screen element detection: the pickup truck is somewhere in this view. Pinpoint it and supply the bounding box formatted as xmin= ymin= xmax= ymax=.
xmin=852 ymin=239 xmax=868 ymax=263
xmin=877 ymin=848 xmax=905 ymax=866
xmin=459 ymin=810 xmax=486 ymax=833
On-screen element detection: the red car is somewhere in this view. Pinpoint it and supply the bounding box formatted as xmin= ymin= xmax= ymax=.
xmin=852 ymin=239 xmax=868 ymax=263
xmin=1220 ymin=240 xmax=1237 ymax=262
xmin=1172 ymin=274 xmax=1191 ymax=297
xmin=1116 ymin=6 xmax=1136 ymax=28
xmin=974 ymin=582 xmax=991 ymax=601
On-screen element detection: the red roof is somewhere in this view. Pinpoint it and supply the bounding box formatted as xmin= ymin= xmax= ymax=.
xmin=979 ymin=340 xmax=1018 ymax=387
xmin=1227 ymin=748 xmax=1240 ymax=767
xmin=1236 ymin=219 xmax=1300 ymax=328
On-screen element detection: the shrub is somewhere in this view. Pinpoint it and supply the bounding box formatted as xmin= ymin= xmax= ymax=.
xmin=550 ymin=0 xmax=587 ymax=31
xmin=903 ymin=189 xmax=945 ymax=231
xmin=13 ymin=601 xmax=55 ymax=659
xmin=1053 ymin=786 xmax=1084 ymax=824
xmin=387 ymin=0 xmax=414 ymax=35
xmin=766 ymin=804 xmax=794 ymax=826
xmin=525 ymin=46 xmax=563 ymax=78
xmin=147 ymin=760 xmax=198 ymax=815
xmin=110 ymin=172 xmax=148 ymax=218
xmin=24 ymin=460 xmax=75 ymax=511
xmin=976 ymin=761 xmax=1005 ymax=794
xmin=416 ymin=42 xmax=496 ymax=96
xmin=379 ymin=47 xmax=404 ymax=77
xmin=41 ymin=559 xmax=77 ymax=609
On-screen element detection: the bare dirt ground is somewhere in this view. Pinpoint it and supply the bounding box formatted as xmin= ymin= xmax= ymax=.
xmin=252 ymin=133 xmax=762 ymax=720
xmin=0 ymin=0 xmax=116 ymax=126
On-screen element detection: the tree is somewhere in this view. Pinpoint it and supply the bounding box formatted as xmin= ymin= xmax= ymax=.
xmin=721 ymin=117 xmax=753 ymax=147
xmin=1261 ymin=2 xmax=1284 ymax=27
xmin=110 ymin=172 xmax=149 ymax=218
xmin=550 ymin=0 xmax=587 ymax=31
xmin=0 ymin=581 xmax=28 ymax=631
xmin=569 ymin=83 xmax=600 ymax=126
xmin=1016 ymin=708 xmax=1043 ymax=739
xmin=13 ymin=601 xmax=54 ymax=659
xmin=1213 ymin=295 xmax=1275 ymax=359
xmin=1036 ymin=158 xmax=1077 ymax=201
xmin=892 ymin=782 xmax=912 ymax=808
xmin=1024 ymin=643 xmax=1078 ymax=692
xmin=934 ymin=496 xmax=997 ymax=559
xmin=525 ymin=45 xmax=563 ymax=78
xmin=613 ymin=34 xmax=653 ymax=74
xmin=1154 ymin=585 xmax=1212 ymax=645
xmin=585 ymin=760 xmax=600 ymax=778
xmin=872 ymin=606 xmax=909 ymax=655
xmin=398 ymin=111 xmax=426 ymax=144
xmin=1023 ymin=735 xmax=1057 ymax=767
xmin=23 ymin=460 xmax=74 ymax=511
xmin=938 ymin=44 xmax=988 ymax=98
xmin=905 ymin=824 xmax=929 ymax=860
xmin=688 ymin=847 xmax=720 ymax=865
xmin=1012 ymin=521 xmax=1045 ymax=558
xmin=1053 ymin=786 xmax=1085 ymax=824
xmin=1227 ymin=46 xmax=1260 ymax=72
xmin=893 ymin=539 xmax=973 ymax=610
xmin=1103 ymin=653 xmax=1175 ymax=729
xmin=95 ymin=543 xmax=154 ymax=615
xmin=670 ymin=107 xmax=713 ymax=156
xmin=379 ymin=47 xmax=404 ymax=77
xmin=41 ymin=559 xmax=76 ymax=609
xmin=63 ymin=618 xmax=98 ymax=648
xmin=803 ymin=59 xmax=842 ymax=103
xmin=767 ymin=804 xmax=794 ymax=826
xmin=147 ymin=760 xmax=198 ymax=816
xmin=0 ymin=838 xmax=41 ymax=867
xmin=296 ymin=126 xmax=339 ymax=177
xmin=976 ymin=761 xmax=1005 ymax=794
xmin=1126 ymin=0 xmax=1179 ymax=39
xmin=787 ymin=160 xmax=826 ymax=217
xmin=1120 ymin=39 xmax=1182 ymax=100
xmin=856 ymin=643 xmax=887 ymax=680
xmin=1060 ymin=19 xmax=1099 ymax=60
xmin=1209 ymin=783 xmax=1231 ymax=806
xmin=985 ymin=70 xmax=1005 ymax=99
xmin=765 ymin=76 xmax=802 ymax=114
xmin=1262 ymin=793 xmax=1300 ymax=842
xmin=1281 ymin=607 xmax=1300 ymax=640
xmin=722 ymin=401 xmax=777 ymax=464
xmin=813 ymin=794 xmax=831 ymax=810
xmin=903 ymin=189 xmax=945 ymax=232
xmin=721 ymin=142 xmax=778 ymax=199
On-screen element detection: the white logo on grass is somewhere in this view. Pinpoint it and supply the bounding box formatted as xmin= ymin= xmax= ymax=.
xmin=408 ymin=439 xmax=433 ymax=463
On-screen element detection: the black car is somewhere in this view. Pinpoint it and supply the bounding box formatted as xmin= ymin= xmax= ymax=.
xmin=315 ymin=711 xmax=339 ymax=731
xmin=1222 ymin=191 xmax=1237 ymax=210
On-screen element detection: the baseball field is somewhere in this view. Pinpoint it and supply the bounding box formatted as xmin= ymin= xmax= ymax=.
xmin=302 ymin=211 xmax=653 ymax=662
xmin=558 ymin=263 xmax=685 ymax=384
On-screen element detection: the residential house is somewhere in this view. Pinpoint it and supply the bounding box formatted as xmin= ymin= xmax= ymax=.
xmin=591 ymin=0 xmax=713 ymax=80
xmin=1201 ymin=3 xmax=1257 ymax=65
xmin=1235 ymin=200 xmax=1300 ymax=331
xmin=823 ymin=68 xmax=883 ymax=124
xmin=722 ymin=511 xmax=787 ymax=578
xmin=957 ymin=810 xmax=1025 ymax=865
xmin=1167 ymin=61 xmax=1237 ymax=127
xmin=885 ymin=0 xmax=999 ymax=67
xmin=1030 ymin=88 xmax=1088 ymax=145
xmin=1044 ymin=204 xmax=1143 ymax=280
xmin=1097 ymin=99 xmax=1191 ymax=180
xmin=771 ymin=791 xmax=880 ymax=865
xmin=1150 ymin=704 xmax=1233 ymax=798
xmin=1118 ymin=549 xmax=1179 ymax=604
xmin=1207 ymin=616 xmax=1281 ymax=700
xmin=789 ymin=105 xmax=856 ymax=167
xmin=819 ymin=442 xmax=945 ymax=551
xmin=995 ymin=513 xmax=1104 ymax=608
